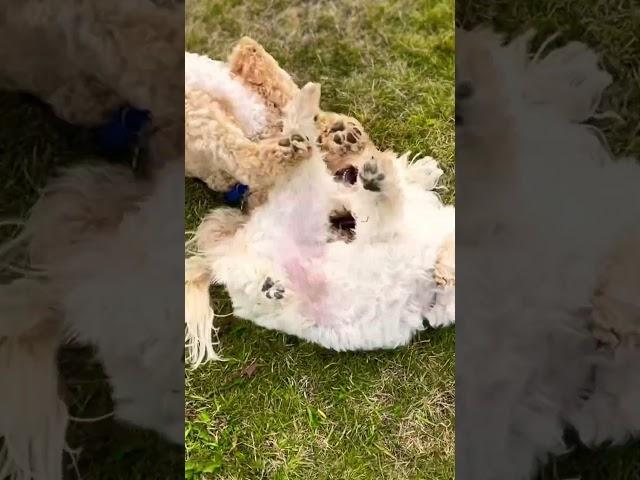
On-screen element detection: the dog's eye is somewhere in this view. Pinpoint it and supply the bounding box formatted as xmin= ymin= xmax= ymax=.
xmin=314 ymin=115 xmax=318 ymax=122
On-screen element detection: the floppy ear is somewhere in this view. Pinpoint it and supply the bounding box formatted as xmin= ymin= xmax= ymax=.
xmin=290 ymin=82 xmax=321 ymax=120
xmin=287 ymin=82 xmax=320 ymax=121
xmin=283 ymin=82 xmax=321 ymax=137
xmin=298 ymin=82 xmax=321 ymax=115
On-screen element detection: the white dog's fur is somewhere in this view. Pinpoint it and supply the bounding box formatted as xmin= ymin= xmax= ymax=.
xmin=457 ymin=27 xmax=640 ymax=479
xmin=185 ymin=83 xmax=455 ymax=362
xmin=0 ymin=161 xmax=183 ymax=479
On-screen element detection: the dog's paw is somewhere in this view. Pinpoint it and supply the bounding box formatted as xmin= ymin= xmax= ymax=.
xmin=359 ymin=160 xmax=386 ymax=192
xmin=262 ymin=276 xmax=285 ymax=300
xmin=276 ymin=132 xmax=311 ymax=161
xmin=358 ymin=152 xmax=396 ymax=193
xmin=422 ymin=304 xmax=455 ymax=328
xmin=319 ymin=118 xmax=366 ymax=155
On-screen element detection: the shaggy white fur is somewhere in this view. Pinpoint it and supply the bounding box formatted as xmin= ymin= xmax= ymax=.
xmin=185 ymin=83 xmax=455 ymax=359
xmin=185 ymin=51 xmax=269 ymax=137
xmin=457 ymin=27 xmax=640 ymax=479
xmin=0 ymin=161 xmax=183 ymax=479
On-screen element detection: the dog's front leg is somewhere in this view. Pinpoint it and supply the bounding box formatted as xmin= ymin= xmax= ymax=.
xmin=349 ymin=150 xmax=405 ymax=243
xmin=186 ymin=89 xmax=311 ymax=197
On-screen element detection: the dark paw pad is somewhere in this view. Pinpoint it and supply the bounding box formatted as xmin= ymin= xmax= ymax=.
xmin=330 ymin=120 xmax=345 ymax=132
xmin=325 ymin=120 xmax=364 ymax=151
xmin=262 ymin=277 xmax=285 ymax=300
xmin=359 ymin=161 xmax=386 ymax=191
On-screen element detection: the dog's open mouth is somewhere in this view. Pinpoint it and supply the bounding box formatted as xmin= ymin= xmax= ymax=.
xmin=329 ymin=165 xmax=358 ymax=242
xmin=334 ymin=165 xmax=359 ymax=185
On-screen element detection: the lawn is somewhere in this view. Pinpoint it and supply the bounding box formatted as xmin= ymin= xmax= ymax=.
xmin=458 ymin=1 xmax=640 ymax=479
xmin=185 ymin=0 xmax=455 ymax=479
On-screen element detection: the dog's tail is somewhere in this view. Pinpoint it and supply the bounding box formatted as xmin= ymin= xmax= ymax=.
xmin=184 ymin=207 xmax=248 ymax=367
xmin=0 ymin=277 xmax=68 ymax=480
xmin=185 ymin=255 xmax=222 ymax=366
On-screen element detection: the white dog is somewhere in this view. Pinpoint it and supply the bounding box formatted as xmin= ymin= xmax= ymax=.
xmin=185 ymin=83 xmax=455 ymax=364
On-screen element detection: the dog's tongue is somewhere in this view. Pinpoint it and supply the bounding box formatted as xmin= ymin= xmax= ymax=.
xmin=334 ymin=165 xmax=358 ymax=185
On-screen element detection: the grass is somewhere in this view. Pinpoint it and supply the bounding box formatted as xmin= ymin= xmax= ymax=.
xmin=185 ymin=0 xmax=455 ymax=478
xmin=458 ymin=1 xmax=640 ymax=479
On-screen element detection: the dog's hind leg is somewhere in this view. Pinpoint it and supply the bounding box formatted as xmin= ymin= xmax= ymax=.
xmin=185 ymin=208 xmax=247 ymax=366
xmin=228 ymin=37 xmax=299 ymax=112
xmin=192 ymin=207 xmax=247 ymax=253
xmin=185 ymin=255 xmax=221 ymax=366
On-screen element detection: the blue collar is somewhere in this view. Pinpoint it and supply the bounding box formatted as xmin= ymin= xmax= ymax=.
xmin=224 ymin=183 xmax=249 ymax=205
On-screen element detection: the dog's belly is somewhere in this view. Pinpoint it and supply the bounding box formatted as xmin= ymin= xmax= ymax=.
xmin=307 ymin=243 xmax=440 ymax=350
xmin=230 ymin=239 xmax=445 ymax=351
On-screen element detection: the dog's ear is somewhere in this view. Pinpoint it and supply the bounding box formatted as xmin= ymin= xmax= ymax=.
xmin=283 ymin=82 xmax=321 ymax=137
xmin=292 ymin=82 xmax=321 ymax=121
